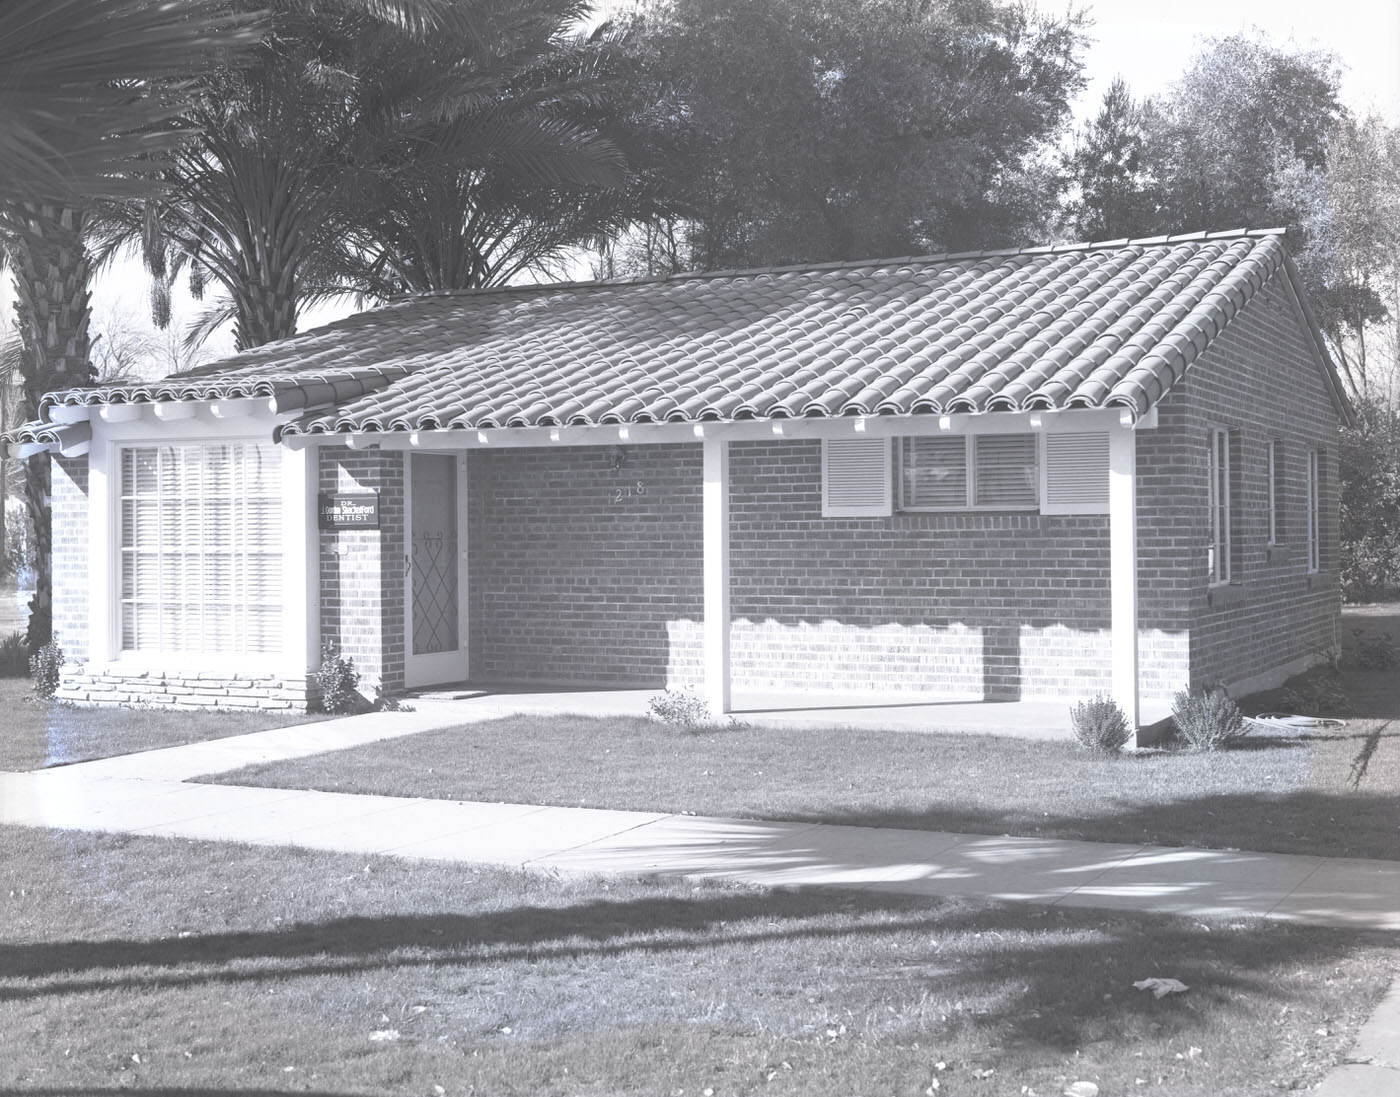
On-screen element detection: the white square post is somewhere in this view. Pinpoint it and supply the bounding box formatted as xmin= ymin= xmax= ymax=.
xmin=1108 ymin=422 xmax=1139 ymax=732
xmin=702 ymin=437 xmax=731 ymax=715
xmin=281 ymin=443 xmax=319 ymax=676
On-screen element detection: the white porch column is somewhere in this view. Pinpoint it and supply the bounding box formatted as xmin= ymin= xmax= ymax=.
xmin=702 ymin=437 xmax=731 ymax=715
xmin=281 ymin=444 xmax=319 ymax=677
xmin=1109 ymin=423 xmax=1139 ymax=731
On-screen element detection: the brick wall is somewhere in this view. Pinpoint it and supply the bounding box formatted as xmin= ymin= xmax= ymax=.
xmin=1135 ymin=268 xmax=1341 ymax=701
xmin=318 ymin=446 xmax=406 ymax=696
xmin=465 ymin=440 xmax=1113 ymax=699
xmin=467 ymin=445 xmax=703 ymax=685
xmin=715 ymin=439 xmax=1112 ymax=698
xmin=50 ymin=454 xmax=89 ymax=664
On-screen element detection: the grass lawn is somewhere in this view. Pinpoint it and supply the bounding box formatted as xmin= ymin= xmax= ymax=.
xmin=210 ymin=686 xmax=1400 ymax=861
xmin=2 ymin=825 xmax=1394 ymax=1096
xmin=0 ymin=677 xmax=322 ymax=772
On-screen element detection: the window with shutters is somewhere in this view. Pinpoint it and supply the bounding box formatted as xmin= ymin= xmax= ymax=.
xmin=899 ymin=435 xmax=1037 ymax=511
xmin=119 ymin=443 xmax=283 ymax=655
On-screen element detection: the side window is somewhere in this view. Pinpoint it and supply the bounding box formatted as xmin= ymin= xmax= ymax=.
xmin=1269 ymin=440 xmax=1287 ymax=544
xmin=1307 ymin=447 xmax=1321 ymax=572
xmin=1208 ymin=427 xmax=1239 ymax=584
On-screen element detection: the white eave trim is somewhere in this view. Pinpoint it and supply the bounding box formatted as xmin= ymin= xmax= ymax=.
xmin=284 ymin=406 xmax=1157 ymax=451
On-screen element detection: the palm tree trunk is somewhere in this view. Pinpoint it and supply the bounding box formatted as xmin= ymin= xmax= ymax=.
xmin=10 ymin=202 xmax=95 ymax=648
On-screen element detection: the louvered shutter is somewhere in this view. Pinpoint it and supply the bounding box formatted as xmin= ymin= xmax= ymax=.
xmin=1042 ymin=432 xmax=1110 ymax=514
xmin=973 ymin=435 xmax=1038 ymax=508
xmin=822 ymin=437 xmax=892 ymax=517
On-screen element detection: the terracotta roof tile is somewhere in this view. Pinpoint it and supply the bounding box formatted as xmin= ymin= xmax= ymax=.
xmin=24 ymin=230 xmax=1311 ymax=436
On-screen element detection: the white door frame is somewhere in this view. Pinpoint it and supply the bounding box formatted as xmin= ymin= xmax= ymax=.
xmin=403 ymin=450 xmax=470 ymax=688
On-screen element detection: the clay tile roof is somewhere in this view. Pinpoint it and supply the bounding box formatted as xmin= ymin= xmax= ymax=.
xmin=19 ymin=228 xmax=1340 ymax=440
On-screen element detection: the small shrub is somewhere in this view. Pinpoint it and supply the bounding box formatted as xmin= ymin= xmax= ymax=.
xmin=1068 ymin=695 xmax=1132 ymax=754
xmin=0 ymin=631 xmax=27 ymax=677
xmin=648 ymin=688 xmax=717 ymax=731
xmin=1348 ymin=629 xmax=1398 ymax=671
xmin=28 ymin=638 xmax=64 ymax=700
xmin=1281 ymin=665 xmax=1355 ymax=717
xmin=373 ymin=687 xmax=415 ymax=713
xmin=314 ymin=641 xmax=362 ymax=715
xmin=1171 ymin=686 xmax=1247 ymax=751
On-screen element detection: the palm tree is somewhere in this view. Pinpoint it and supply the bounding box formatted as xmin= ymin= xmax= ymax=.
xmin=0 ymin=0 xmax=266 ymax=648
xmin=105 ymin=0 xmax=628 ymax=350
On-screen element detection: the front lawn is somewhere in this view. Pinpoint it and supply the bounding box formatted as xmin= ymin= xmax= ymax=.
xmin=0 ymin=677 xmax=321 ymax=772
xmin=210 ymin=697 xmax=1400 ymax=860
xmin=1 ymin=825 xmax=1392 ymax=1095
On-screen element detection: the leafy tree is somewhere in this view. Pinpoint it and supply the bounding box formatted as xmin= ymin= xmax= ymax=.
xmin=604 ymin=0 xmax=1087 ymax=275
xmin=1065 ymin=34 xmax=1347 ymax=306
xmin=1062 ymin=77 xmax=1160 ymax=241
xmin=1148 ymin=34 xmax=1343 ymax=238
xmin=1340 ymin=398 xmax=1400 ymax=600
xmin=1305 ymin=116 xmax=1400 ymax=403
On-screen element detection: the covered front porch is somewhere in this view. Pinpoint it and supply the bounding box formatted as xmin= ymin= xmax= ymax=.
xmin=312 ymin=405 xmax=1156 ymax=727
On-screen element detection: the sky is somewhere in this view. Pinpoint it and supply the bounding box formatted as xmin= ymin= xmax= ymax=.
xmin=89 ymin=0 xmax=1400 ymax=359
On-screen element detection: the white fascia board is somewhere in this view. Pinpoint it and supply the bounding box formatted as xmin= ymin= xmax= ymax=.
xmin=91 ymin=404 xmax=292 ymax=444
xmin=297 ymin=407 xmax=1146 ymax=452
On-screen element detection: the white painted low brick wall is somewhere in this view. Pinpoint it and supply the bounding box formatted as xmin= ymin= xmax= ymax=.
xmin=55 ymin=667 xmax=308 ymax=710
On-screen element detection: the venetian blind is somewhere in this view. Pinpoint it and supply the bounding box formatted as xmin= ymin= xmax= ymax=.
xmin=120 ymin=443 xmax=283 ymax=655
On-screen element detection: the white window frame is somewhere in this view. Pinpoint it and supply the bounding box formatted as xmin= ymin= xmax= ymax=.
xmin=114 ymin=440 xmax=286 ymax=661
xmin=1266 ymin=440 xmax=1279 ymax=545
xmin=1208 ymin=427 xmax=1233 ymax=585
xmin=898 ymin=434 xmax=1039 ymax=512
xmin=1307 ymin=447 xmax=1321 ymax=573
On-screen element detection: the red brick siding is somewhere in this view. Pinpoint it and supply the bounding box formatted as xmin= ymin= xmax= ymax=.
xmin=317 ymin=446 xmax=406 ymax=695
xmin=463 ymin=440 xmax=1113 ymax=698
xmin=467 ymin=445 xmax=703 ymax=685
xmin=723 ymin=440 xmax=1111 ymax=697
xmin=1136 ymin=269 xmax=1341 ymax=696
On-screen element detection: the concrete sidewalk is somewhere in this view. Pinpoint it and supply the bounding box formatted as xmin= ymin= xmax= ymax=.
xmin=3 ymin=756 xmax=1397 ymax=931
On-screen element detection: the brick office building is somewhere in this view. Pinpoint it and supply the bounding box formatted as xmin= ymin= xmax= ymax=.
xmin=10 ymin=230 xmax=1349 ymax=729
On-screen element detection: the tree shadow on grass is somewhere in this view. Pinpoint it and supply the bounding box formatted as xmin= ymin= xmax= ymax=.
xmin=0 ymin=876 xmax=1390 ymax=1055
xmin=0 ymin=1091 xmax=359 ymax=1097
xmin=799 ymin=784 xmax=1400 ymax=861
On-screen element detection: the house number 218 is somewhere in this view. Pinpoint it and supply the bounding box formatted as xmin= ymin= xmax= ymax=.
xmin=613 ymin=481 xmax=646 ymax=503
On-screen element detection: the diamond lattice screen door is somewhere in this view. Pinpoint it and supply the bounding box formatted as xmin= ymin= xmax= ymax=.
xmin=405 ymin=452 xmax=467 ymax=687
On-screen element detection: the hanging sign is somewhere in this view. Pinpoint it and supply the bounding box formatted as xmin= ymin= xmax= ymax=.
xmin=318 ymin=492 xmax=380 ymax=530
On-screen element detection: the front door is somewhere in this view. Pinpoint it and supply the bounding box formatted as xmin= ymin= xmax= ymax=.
xmin=404 ymin=452 xmax=468 ymax=687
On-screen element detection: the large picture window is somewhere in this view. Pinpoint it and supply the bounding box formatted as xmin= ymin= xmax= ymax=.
xmin=119 ymin=443 xmax=283 ymax=655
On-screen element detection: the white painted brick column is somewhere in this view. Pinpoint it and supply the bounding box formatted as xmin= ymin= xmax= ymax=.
xmin=1109 ymin=422 xmax=1139 ymax=731
xmin=702 ymin=437 xmax=731 ymax=714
